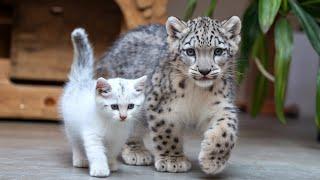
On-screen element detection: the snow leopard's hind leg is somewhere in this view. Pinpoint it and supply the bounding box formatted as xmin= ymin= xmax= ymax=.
xmin=121 ymin=119 xmax=153 ymax=166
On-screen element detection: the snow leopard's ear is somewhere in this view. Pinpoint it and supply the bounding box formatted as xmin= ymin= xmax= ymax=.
xmin=134 ymin=75 xmax=147 ymax=92
xmin=166 ymin=16 xmax=188 ymax=39
xmin=96 ymin=77 xmax=112 ymax=97
xmin=222 ymin=16 xmax=241 ymax=44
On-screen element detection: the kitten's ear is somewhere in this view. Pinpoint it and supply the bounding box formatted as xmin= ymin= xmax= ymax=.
xmin=96 ymin=77 xmax=112 ymax=97
xmin=166 ymin=16 xmax=188 ymax=40
xmin=134 ymin=75 xmax=147 ymax=92
xmin=222 ymin=16 xmax=241 ymax=44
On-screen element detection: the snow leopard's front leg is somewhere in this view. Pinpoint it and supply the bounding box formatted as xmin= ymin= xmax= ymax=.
xmin=199 ymin=104 xmax=238 ymax=175
xmin=121 ymin=119 xmax=153 ymax=166
xmin=148 ymin=112 xmax=191 ymax=173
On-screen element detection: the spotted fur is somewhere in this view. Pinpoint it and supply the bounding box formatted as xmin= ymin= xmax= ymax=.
xmin=95 ymin=16 xmax=241 ymax=175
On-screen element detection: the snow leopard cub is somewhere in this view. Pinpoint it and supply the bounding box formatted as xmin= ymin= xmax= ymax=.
xmin=60 ymin=29 xmax=147 ymax=177
xmin=95 ymin=16 xmax=241 ymax=175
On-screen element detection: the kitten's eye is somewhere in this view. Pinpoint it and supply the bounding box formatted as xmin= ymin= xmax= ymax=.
xmin=185 ymin=48 xmax=195 ymax=56
xmin=128 ymin=104 xmax=134 ymax=109
xmin=214 ymin=48 xmax=223 ymax=56
xmin=99 ymin=89 xmax=109 ymax=94
xmin=111 ymin=104 xmax=119 ymax=110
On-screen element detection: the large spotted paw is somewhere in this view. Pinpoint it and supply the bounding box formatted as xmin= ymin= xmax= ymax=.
xmin=198 ymin=136 xmax=234 ymax=175
xmin=121 ymin=144 xmax=153 ymax=166
xmin=198 ymin=150 xmax=228 ymax=174
xmin=155 ymin=156 xmax=191 ymax=173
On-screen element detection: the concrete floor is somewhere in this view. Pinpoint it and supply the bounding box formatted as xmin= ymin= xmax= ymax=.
xmin=0 ymin=114 xmax=319 ymax=180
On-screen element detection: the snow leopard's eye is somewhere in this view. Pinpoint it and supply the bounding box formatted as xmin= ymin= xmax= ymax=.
xmin=185 ymin=48 xmax=195 ymax=56
xmin=111 ymin=104 xmax=119 ymax=110
xmin=214 ymin=48 xmax=224 ymax=56
xmin=128 ymin=104 xmax=134 ymax=109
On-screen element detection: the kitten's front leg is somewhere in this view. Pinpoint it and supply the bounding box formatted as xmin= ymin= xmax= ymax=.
xmin=83 ymin=132 xmax=110 ymax=177
xmin=199 ymin=106 xmax=238 ymax=175
xmin=148 ymin=114 xmax=191 ymax=172
xmin=72 ymin=145 xmax=88 ymax=168
xmin=108 ymin=157 xmax=119 ymax=172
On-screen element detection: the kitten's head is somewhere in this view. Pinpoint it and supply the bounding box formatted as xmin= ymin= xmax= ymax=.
xmin=95 ymin=76 xmax=147 ymax=122
xmin=166 ymin=16 xmax=241 ymax=88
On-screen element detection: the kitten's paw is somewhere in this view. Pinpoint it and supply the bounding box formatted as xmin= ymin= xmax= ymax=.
xmin=89 ymin=163 xmax=110 ymax=177
xmin=155 ymin=156 xmax=191 ymax=173
xmin=198 ymin=137 xmax=234 ymax=175
xmin=121 ymin=144 xmax=153 ymax=166
xmin=73 ymin=158 xmax=88 ymax=168
xmin=109 ymin=160 xmax=119 ymax=172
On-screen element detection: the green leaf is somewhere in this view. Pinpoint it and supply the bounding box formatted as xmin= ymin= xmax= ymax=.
xmin=183 ymin=0 xmax=198 ymax=21
xmin=298 ymin=0 xmax=320 ymax=20
xmin=316 ymin=67 xmax=320 ymax=129
xmin=281 ymin=0 xmax=289 ymax=13
xmin=299 ymin=0 xmax=320 ymax=6
xmin=237 ymin=1 xmax=260 ymax=82
xmin=204 ymin=0 xmax=217 ymax=17
xmin=274 ymin=18 xmax=293 ymax=124
xmin=258 ymin=0 xmax=281 ymax=33
xmin=250 ymin=34 xmax=269 ymax=116
xmin=290 ymin=0 xmax=320 ymax=56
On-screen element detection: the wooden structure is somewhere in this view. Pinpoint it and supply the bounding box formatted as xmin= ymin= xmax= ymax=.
xmin=0 ymin=0 xmax=167 ymax=120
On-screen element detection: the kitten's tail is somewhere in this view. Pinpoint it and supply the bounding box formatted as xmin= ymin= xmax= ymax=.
xmin=69 ymin=28 xmax=94 ymax=83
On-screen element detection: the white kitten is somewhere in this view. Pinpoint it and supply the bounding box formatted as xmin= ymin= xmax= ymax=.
xmin=60 ymin=28 xmax=146 ymax=177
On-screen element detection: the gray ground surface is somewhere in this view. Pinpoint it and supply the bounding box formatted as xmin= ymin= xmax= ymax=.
xmin=0 ymin=114 xmax=319 ymax=180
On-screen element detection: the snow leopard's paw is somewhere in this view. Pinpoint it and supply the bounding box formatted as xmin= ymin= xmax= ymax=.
xmin=198 ymin=149 xmax=228 ymax=175
xmin=155 ymin=156 xmax=191 ymax=173
xmin=121 ymin=144 xmax=153 ymax=166
xmin=198 ymin=129 xmax=235 ymax=175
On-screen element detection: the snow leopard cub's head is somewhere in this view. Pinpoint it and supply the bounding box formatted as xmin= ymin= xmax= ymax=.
xmin=95 ymin=76 xmax=147 ymax=123
xmin=166 ymin=16 xmax=241 ymax=88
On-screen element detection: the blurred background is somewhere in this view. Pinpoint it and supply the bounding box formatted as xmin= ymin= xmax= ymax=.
xmin=0 ymin=0 xmax=318 ymax=121
xmin=0 ymin=0 xmax=319 ymax=179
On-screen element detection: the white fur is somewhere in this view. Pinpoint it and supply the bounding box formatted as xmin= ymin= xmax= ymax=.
xmin=161 ymin=78 xmax=231 ymax=133
xmin=60 ymin=28 xmax=146 ymax=177
xmin=61 ymin=77 xmax=145 ymax=177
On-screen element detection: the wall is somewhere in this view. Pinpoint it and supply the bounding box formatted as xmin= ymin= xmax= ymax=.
xmin=168 ymin=0 xmax=249 ymax=20
xmin=287 ymin=33 xmax=319 ymax=117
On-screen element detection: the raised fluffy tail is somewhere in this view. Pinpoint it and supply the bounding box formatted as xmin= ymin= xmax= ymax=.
xmin=69 ymin=28 xmax=94 ymax=83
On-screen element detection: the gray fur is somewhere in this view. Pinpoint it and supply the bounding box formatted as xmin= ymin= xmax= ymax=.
xmin=95 ymin=24 xmax=168 ymax=79
xmin=69 ymin=28 xmax=94 ymax=83
xmin=95 ymin=16 xmax=241 ymax=174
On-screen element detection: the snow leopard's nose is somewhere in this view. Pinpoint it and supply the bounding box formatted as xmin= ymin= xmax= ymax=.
xmin=198 ymin=68 xmax=211 ymax=76
xmin=120 ymin=115 xmax=127 ymax=121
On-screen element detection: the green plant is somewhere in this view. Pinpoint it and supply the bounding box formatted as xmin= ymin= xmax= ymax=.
xmin=240 ymin=0 xmax=320 ymax=128
xmin=184 ymin=0 xmax=320 ymax=129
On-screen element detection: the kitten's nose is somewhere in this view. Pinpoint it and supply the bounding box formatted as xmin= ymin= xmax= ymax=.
xmin=199 ymin=68 xmax=211 ymax=76
xmin=120 ymin=115 xmax=127 ymax=121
